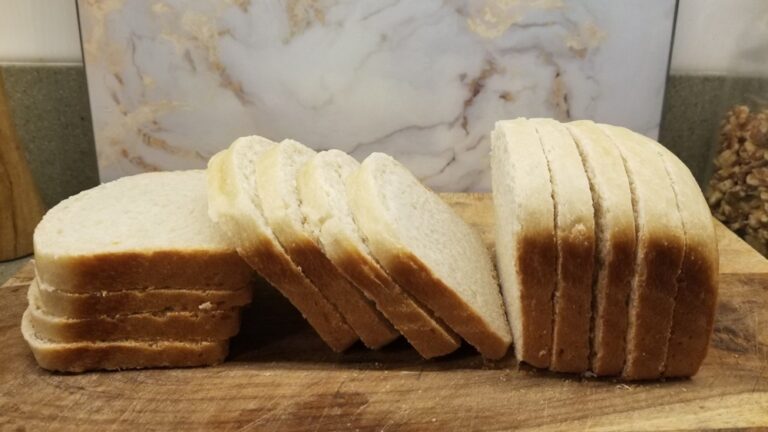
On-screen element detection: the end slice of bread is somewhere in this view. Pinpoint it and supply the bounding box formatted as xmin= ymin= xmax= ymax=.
xmin=35 ymin=278 xmax=253 ymax=318
xmin=634 ymin=134 xmax=719 ymax=378
xmin=348 ymin=153 xmax=511 ymax=359
xmin=255 ymin=141 xmax=398 ymax=349
xmin=565 ymin=120 xmax=636 ymax=376
xmin=34 ymin=171 xmax=253 ymax=293
xmin=531 ymin=118 xmax=596 ymax=373
xmin=22 ymin=309 xmax=229 ymax=373
xmin=28 ymin=283 xmax=241 ymax=343
xmin=298 ymin=150 xmax=461 ymax=358
xmin=206 ymin=137 xmax=358 ymax=352
xmin=491 ymin=118 xmax=556 ymax=367
xmin=599 ymin=124 xmax=685 ymax=380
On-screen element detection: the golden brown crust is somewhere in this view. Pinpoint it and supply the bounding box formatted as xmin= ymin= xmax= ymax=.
xmin=664 ymin=241 xmax=719 ymax=377
xmin=237 ymin=237 xmax=359 ymax=352
xmin=36 ymin=281 xmax=253 ymax=318
xmin=333 ymin=242 xmax=461 ymax=358
xmin=383 ymin=249 xmax=509 ymax=360
xmin=286 ymin=238 xmax=398 ymax=349
xmin=35 ymin=251 xmax=254 ymax=293
xmin=551 ymin=229 xmax=594 ymax=373
xmin=515 ymin=232 xmax=557 ymax=368
xmin=30 ymin=307 xmax=242 ymax=343
xmin=22 ymin=310 xmax=229 ymax=373
xmin=591 ymin=231 xmax=636 ymax=376
xmin=623 ymin=235 xmax=685 ymax=380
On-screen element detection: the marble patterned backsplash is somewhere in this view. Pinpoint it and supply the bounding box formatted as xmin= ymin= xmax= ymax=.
xmin=78 ymin=0 xmax=675 ymax=191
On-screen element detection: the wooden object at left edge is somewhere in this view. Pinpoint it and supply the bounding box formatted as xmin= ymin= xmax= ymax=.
xmin=0 ymin=69 xmax=45 ymax=261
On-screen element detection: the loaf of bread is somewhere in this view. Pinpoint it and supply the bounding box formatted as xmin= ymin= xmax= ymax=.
xmin=492 ymin=118 xmax=718 ymax=380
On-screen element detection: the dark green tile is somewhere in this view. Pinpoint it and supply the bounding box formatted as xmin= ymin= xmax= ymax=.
xmin=1 ymin=64 xmax=99 ymax=210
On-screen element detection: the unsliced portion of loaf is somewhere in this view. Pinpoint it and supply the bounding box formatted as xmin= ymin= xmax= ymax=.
xmin=206 ymin=136 xmax=358 ymax=352
xmin=35 ymin=278 xmax=253 ymax=318
xmin=348 ymin=152 xmax=511 ymax=359
xmin=28 ymin=283 xmax=241 ymax=343
xmin=255 ymin=141 xmax=398 ymax=349
xmin=600 ymin=124 xmax=685 ymax=380
xmin=634 ymin=134 xmax=719 ymax=378
xmin=22 ymin=309 xmax=228 ymax=373
xmin=298 ymin=150 xmax=461 ymax=358
xmin=491 ymin=118 xmax=556 ymax=367
xmin=34 ymin=171 xmax=253 ymax=293
xmin=565 ymin=120 xmax=636 ymax=376
xmin=531 ymin=118 xmax=595 ymax=373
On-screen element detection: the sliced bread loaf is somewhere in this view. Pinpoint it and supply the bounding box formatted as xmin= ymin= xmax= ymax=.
xmin=491 ymin=118 xmax=556 ymax=367
xmin=531 ymin=118 xmax=595 ymax=373
xmin=255 ymin=141 xmax=398 ymax=349
xmin=634 ymin=134 xmax=719 ymax=378
xmin=206 ymin=136 xmax=358 ymax=352
xmin=599 ymin=124 xmax=685 ymax=380
xmin=347 ymin=152 xmax=511 ymax=359
xmin=34 ymin=171 xmax=253 ymax=293
xmin=298 ymin=150 xmax=461 ymax=358
xmin=28 ymin=282 xmax=241 ymax=343
xmin=22 ymin=309 xmax=228 ymax=372
xmin=35 ymin=278 xmax=253 ymax=318
xmin=565 ymin=120 xmax=636 ymax=376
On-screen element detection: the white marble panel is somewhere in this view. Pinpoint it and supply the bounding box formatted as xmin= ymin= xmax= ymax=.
xmin=79 ymin=0 xmax=675 ymax=190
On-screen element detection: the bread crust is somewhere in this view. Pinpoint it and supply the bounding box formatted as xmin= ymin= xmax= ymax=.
xmin=23 ymin=309 xmax=228 ymax=373
xmin=36 ymin=279 xmax=253 ymax=318
xmin=566 ymin=121 xmax=637 ymax=376
xmin=514 ymin=231 xmax=557 ymax=367
xmin=601 ymin=124 xmax=685 ymax=380
xmin=29 ymin=284 xmax=242 ymax=343
xmin=35 ymin=251 xmax=253 ymax=293
xmin=207 ymin=147 xmax=358 ymax=352
xmin=256 ymin=144 xmax=398 ymax=349
xmin=331 ymin=239 xmax=461 ymax=358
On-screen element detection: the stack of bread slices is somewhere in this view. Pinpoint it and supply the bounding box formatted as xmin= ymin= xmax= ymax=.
xmin=22 ymin=171 xmax=255 ymax=372
xmin=492 ymin=118 xmax=718 ymax=380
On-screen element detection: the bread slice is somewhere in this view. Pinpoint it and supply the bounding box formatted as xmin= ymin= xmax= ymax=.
xmin=530 ymin=118 xmax=596 ymax=373
xmin=633 ymin=134 xmax=719 ymax=378
xmin=35 ymin=278 xmax=253 ymax=318
xmin=298 ymin=150 xmax=461 ymax=358
xmin=255 ymin=141 xmax=398 ymax=349
xmin=206 ymin=136 xmax=358 ymax=352
xmin=491 ymin=118 xmax=556 ymax=367
xmin=347 ymin=152 xmax=511 ymax=359
xmin=34 ymin=170 xmax=253 ymax=293
xmin=28 ymin=283 xmax=241 ymax=343
xmin=565 ymin=120 xmax=636 ymax=376
xmin=22 ymin=309 xmax=228 ymax=373
xmin=599 ymin=124 xmax=685 ymax=380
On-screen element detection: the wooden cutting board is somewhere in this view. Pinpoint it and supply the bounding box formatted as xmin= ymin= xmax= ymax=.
xmin=0 ymin=193 xmax=766 ymax=431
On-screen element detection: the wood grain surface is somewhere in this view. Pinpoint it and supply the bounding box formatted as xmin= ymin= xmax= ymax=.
xmin=0 ymin=193 xmax=766 ymax=431
xmin=0 ymin=69 xmax=45 ymax=261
